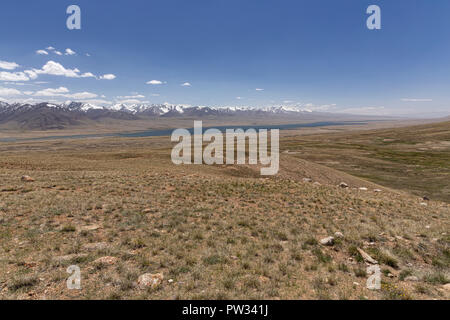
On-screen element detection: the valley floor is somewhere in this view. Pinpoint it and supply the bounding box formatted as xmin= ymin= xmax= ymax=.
xmin=0 ymin=123 xmax=449 ymax=300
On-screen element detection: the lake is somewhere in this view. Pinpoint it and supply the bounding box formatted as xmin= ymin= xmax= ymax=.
xmin=0 ymin=121 xmax=368 ymax=142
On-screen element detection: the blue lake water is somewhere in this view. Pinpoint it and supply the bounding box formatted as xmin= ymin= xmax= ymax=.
xmin=0 ymin=121 xmax=368 ymax=142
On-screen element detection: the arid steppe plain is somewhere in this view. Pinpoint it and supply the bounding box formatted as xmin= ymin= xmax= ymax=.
xmin=0 ymin=119 xmax=449 ymax=299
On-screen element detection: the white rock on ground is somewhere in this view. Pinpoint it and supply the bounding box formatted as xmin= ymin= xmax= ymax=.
xmin=21 ymin=175 xmax=35 ymax=182
xmin=79 ymin=224 xmax=100 ymax=232
xmin=137 ymin=273 xmax=164 ymax=289
xmin=53 ymin=254 xmax=88 ymax=263
xmin=357 ymin=248 xmax=378 ymax=264
xmin=334 ymin=232 xmax=344 ymax=238
xmin=93 ymin=256 xmax=118 ymax=265
xmin=404 ymin=276 xmax=419 ymax=282
xmin=83 ymin=242 xmax=110 ymax=251
xmin=320 ymin=236 xmax=335 ymax=246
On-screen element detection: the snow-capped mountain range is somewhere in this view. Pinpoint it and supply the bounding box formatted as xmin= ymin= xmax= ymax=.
xmin=0 ymin=101 xmax=319 ymax=130
xmin=0 ymin=101 xmax=314 ymax=117
xmin=84 ymin=101 xmax=313 ymax=115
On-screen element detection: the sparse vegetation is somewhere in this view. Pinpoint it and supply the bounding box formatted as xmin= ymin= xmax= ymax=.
xmin=0 ymin=121 xmax=448 ymax=300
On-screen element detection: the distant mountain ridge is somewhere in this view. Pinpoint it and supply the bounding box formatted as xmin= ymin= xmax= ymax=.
xmin=0 ymin=101 xmax=319 ymax=130
xmin=0 ymin=101 xmax=315 ymax=115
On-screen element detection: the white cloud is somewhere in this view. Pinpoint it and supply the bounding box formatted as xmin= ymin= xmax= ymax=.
xmin=46 ymin=46 xmax=55 ymax=51
xmin=81 ymin=72 xmax=96 ymax=78
xmin=2 ymin=82 xmax=27 ymax=86
xmin=24 ymin=70 xmax=38 ymax=80
xmin=34 ymin=86 xmax=98 ymax=100
xmin=0 ymin=60 xmax=20 ymax=70
xmin=34 ymin=87 xmax=70 ymax=96
xmin=116 ymin=99 xmax=144 ymax=104
xmin=0 ymin=87 xmax=22 ymax=96
xmin=146 ymin=80 xmax=164 ymax=85
xmin=36 ymin=50 xmax=48 ymax=55
xmin=293 ymin=103 xmax=338 ymax=112
xmin=32 ymin=61 xmax=101 ymax=79
xmin=34 ymin=61 xmax=81 ymax=78
xmin=117 ymin=94 xmax=145 ymax=99
xmin=150 ymin=93 xmax=160 ymax=97
xmin=67 ymin=92 xmax=98 ymax=99
xmin=0 ymin=97 xmax=41 ymax=104
xmin=401 ymin=98 xmax=432 ymax=102
xmin=236 ymin=97 xmax=243 ymax=100
xmin=0 ymin=71 xmax=30 ymax=81
xmin=255 ymin=88 xmax=264 ymax=91
xmin=65 ymin=48 xmax=76 ymax=55
xmin=181 ymin=82 xmax=191 ymax=87
xmin=100 ymin=74 xmax=116 ymax=80
xmin=86 ymin=53 xmax=91 ymax=57
xmin=82 ymin=99 xmax=112 ymax=105
xmin=55 ymin=51 xmax=63 ymax=56
xmin=336 ymin=106 xmax=387 ymax=115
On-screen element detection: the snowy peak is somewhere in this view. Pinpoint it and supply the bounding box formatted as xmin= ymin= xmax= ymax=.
xmin=1 ymin=101 xmax=315 ymax=118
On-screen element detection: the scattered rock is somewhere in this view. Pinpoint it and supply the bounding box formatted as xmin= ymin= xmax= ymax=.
xmin=443 ymin=283 xmax=450 ymax=291
xmin=423 ymin=196 xmax=430 ymax=201
xmin=404 ymin=276 xmax=419 ymax=282
xmin=302 ymin=178 xmax=312 ymax=183
xmin=320 ymin=236 xmax=335 ymax=246
xmin=388 ymin=273 xmax=394 ymax=278
xmin=374 ymin=189 xmax=382 ymax=193
xmin=168 ymin=279 xmax=174 ymax=284
xmin=334 ymin=232 xmax=344 ymax=238
xmin=143 ymin=208 xmax=152 ymax=213
xmin=313 ymin=182 xmax=321 ymax=186
xmin=21 ymin=175 xmax=34 ymax=182
xmin=53 ymin=254 xmax=88 ymax=263
xmin=420 ymin=202 xmax=428 ymax=206
xmin=359 ymin=187 xmax=368 ymax=191
xmin=339 ymin=182 xmax=348 ymax=188
xmin=80 ymin=224 xmax=100 ymax=232
xmin=353 ymin=282 xmax=360 ymax=286
xmin=93 ymin=256 xmax=118 ymax=265
xmin=137 ymin=273 xmax=164 ymax=289
xmin=357 ymin=248 xmax=378 ymax=264
xmin=21 ymin=262 xmax=36 ymax=269
xmin=83 ymin=242 xmax=110 ymax=251
xmin=258 ymin=276 xmax=270 ymax=283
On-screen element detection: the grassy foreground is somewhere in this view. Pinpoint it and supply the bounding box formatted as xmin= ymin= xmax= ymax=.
xmin=0 ymin=124 xmax=449 ymax=300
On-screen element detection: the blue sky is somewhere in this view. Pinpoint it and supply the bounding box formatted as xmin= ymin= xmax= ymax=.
xmin=0 ymin=0 xmax=449 ymax=116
